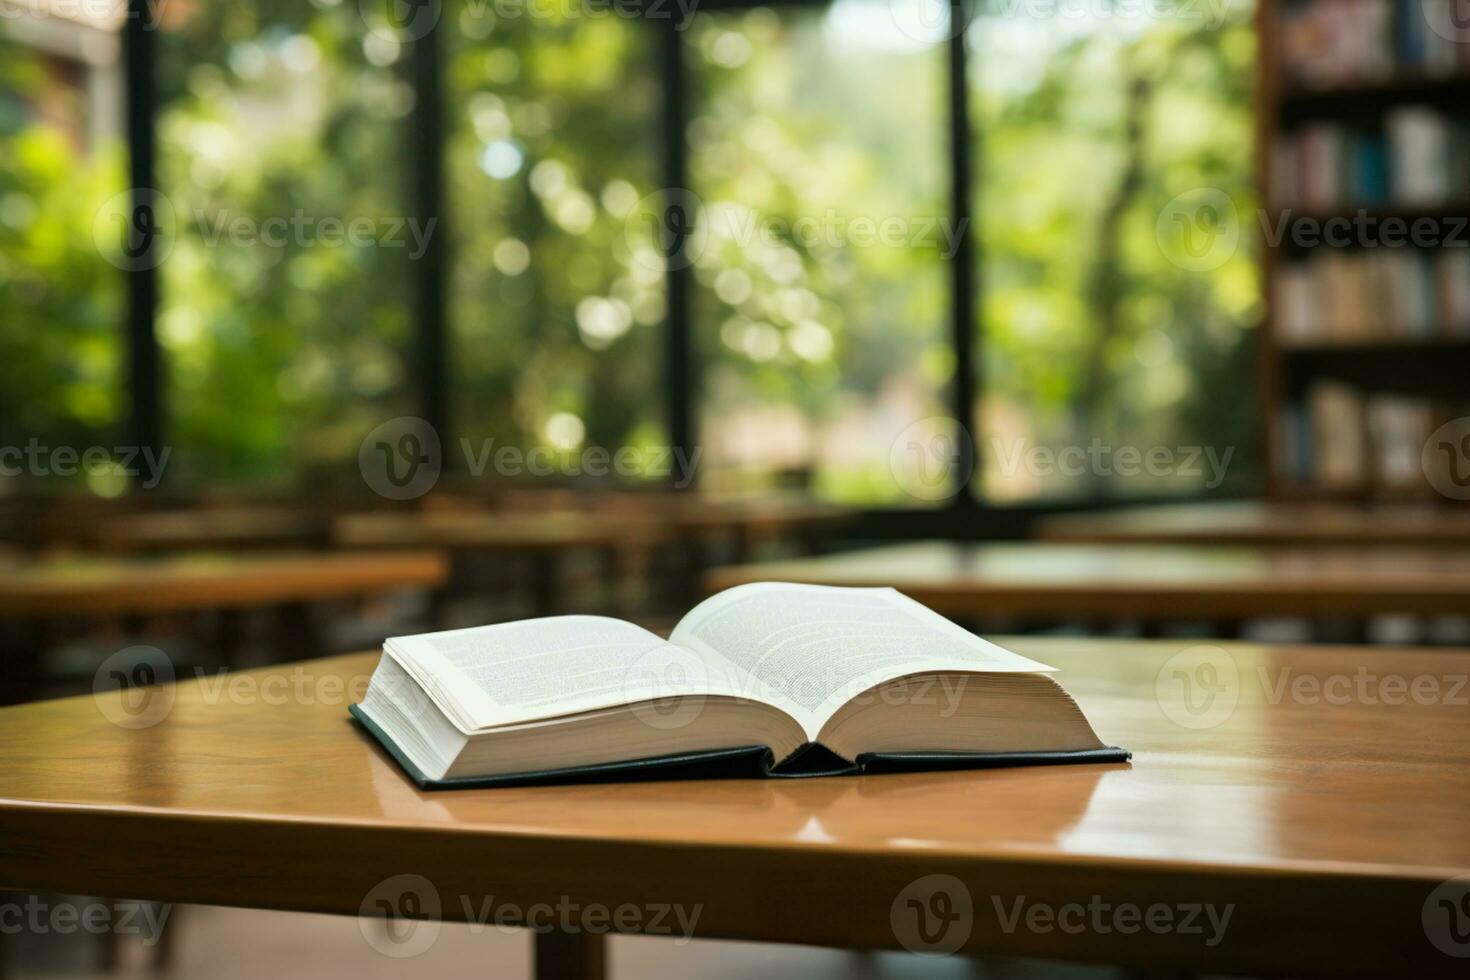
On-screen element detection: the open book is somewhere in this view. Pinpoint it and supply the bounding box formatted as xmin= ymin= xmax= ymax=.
xmin=350 ymin=583 xmax=1128 ymax=788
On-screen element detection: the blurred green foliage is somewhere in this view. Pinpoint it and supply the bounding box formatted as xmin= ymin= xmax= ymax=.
xmin=155 ymin=0 xmax=415 ymax=488
xmin=0 ymin=38 xmax=124 ymax=462
xmin=444 ymin=0 xmax=666 ymax=465
xmin=976 ymin=2 xmax=1260 ymax=500
xmin=688 ymin=6 xmax=952 ymax=503
xmin=0 ymin=0 xmax=1257 ymax=501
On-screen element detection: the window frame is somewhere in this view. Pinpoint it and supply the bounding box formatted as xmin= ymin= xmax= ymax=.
xmin=115 ymin=0 xmax=1238 ymax=535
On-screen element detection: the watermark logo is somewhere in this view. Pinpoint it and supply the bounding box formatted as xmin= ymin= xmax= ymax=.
xmin=622 ymin=646 xmax=711 ymax=730
xmin=1423 ymin=417 xmax=1470 ymax=501
xmin=359 ymin=874 xmax=443 ymax=958
xmin=460 ymin=438 xmax=699 ymax=486
xmin=891 ymin=874 xmax=973 ymax=955
xmin=1258 ymin=665 xmax=1467 ymax=707
xmin=360 ymin=0 xmax=442 ymax=42
xmin=991 ymin=437 xmax=1233 ymax=489
xmin=357 ymin=877 xmax=702 ymax=956
xmin=193 ymin=208 xmax=437 ymax=259
xmin=90 ymin=658 xmax=459 ymax=727
xmin=1420 ymin=0 xmax=1470 ymax=46
xmin=0 ymin=440 xmax=170 ymax=488
xmin=1155 ymin=644 xmax=1238 ymax=729
xmin=626 ymin=187 xmax=707 ymax=273
xmin=357 ymin=416 xmax=702 ymax=498
xmin=94 ymin=189 xmax=436 ymax=267
xmin=888 ymin=0 xmax=965 ymax=44
xmin=992 ymin=895 xmax=1233 ymax=946
xmin=1156 ymin=187 xmax=1239 ymax=272
xmin=625 ymin=190 xmax=967 ymax=272
xmin=93 ymin=187 xmax=176 ymax=272
xmin=92 ymin=646 xmax=175 ymax=730
xmin=890 ymin=417 xmax=973 ymax=501
xmin=0 ymin=897 xmax=170 ymax=945
xmin=359 ymin=416 xmax=443 ymax=500
xmin=1424 ymin=874 xmax=1470 ymax=958
xmin=1261 ymin=209 xmax=1470 ymax=250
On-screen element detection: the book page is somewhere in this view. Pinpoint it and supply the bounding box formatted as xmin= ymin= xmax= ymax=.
xmin=670 ymin=582 xmax=1055 ymax=736
xmin=385 ymin=616 xmax=747 ymax=731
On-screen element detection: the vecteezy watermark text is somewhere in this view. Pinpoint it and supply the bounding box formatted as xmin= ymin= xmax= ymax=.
xmin=459 ymin=439 xmax=699 ymax=485
xmin=992 ymin=895 xmax=1234 ymax=947
xmin=358 ymin=416 xmax=701 ymax=500
xmin=0 ymin=440 xmax=169 ymax=488
xmin=991 ymin=437 xmax=1234 ymax=489
xmin=0 ymin=896 xmax=170 ymax=946
xmin=1155 ymin=644 xmax=1470 ymax=730
xmin=357 ymin=874 xmax=701 ymax=958
xmin=93 ymin=189 xmax=438 ymax=271
xmin=196 ymin=209 xmax=437 ymax=260
xmin=625 ymin=190 xmax=970 ymax=272
xmin=1261 ymin=209 xmax=1470 ymax=250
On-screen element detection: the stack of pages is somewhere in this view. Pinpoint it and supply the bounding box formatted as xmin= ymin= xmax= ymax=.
xmin=351 ymin=583 xmax=1128 ymax=788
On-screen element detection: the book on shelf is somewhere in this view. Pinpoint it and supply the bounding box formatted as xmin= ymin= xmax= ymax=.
xmin=1272 ymin=108 xmax=1470 ymax=210
xmin=1310 ymin=381 xmax=1369 ymax=489
xmin=350 ymin=583 xmax=1128 ymax=788
xmin=1279 ymin=381 xmax=1466 ymax=497
xmin=1367 ymin=395 xmax=1438 ymax=495
xmin=1280 ymin=0 xmax=1470 ymax=89
xmin=1274 ymin=248 xmax=1470 ymax=345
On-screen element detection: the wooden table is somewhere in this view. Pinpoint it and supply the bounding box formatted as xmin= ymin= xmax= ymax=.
xmin=0 ymin=550 xmax=448 ymax=703
xmin=92 ymin=507 xmax=328 ymax=553
xmin=0 ymin=550 xmax=447 ymax=618
xmin=638 ymin=493 xmax=852 ymax=540
xmin=1037 ymin=500 xmax=1470 ymax=546
xmin=1 ymin=639 xmax=1466 ymax=977
xmin=333 ymin=511 xmax=646 ymax=616
xmin=333 ymin=509 xmax=657 ymax=552
xmin=705 ymin=541 xmax=1470 ymax=622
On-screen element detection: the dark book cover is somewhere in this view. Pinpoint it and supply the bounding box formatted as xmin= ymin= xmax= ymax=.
xmin=350 ymin=704 xmax=1131 ymax=790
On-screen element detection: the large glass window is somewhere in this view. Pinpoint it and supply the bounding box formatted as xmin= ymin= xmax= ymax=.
xmin=972 ymin=2 xmax=1260 ymax=502
xmin=4 ymin=0 xmax=1263 ymax=509
xmin=0 ymin=12 xmax=126 ymax=492
xmin=155 ymin=0 xmax=416 ymax=489
xmin=689 ymin=1 xmax=953 ymax=503
xmin=446 ymin=2 xmax=665 ymax=476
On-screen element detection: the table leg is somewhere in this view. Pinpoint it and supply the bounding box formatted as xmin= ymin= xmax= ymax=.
xmin=214 ymin=608 xmax=247 ymax=672
xmin=272 ymin=602 xmax=323 ymax=663
xmin=529 ymin=554 xmax=559 ymax=617
xmin=0 ymin=618 xmax=44 ymax=706
xmin=533 ymin=930 xmax=605 ymax=980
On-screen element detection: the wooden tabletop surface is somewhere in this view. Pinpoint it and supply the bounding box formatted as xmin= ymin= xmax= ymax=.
xmin=705 ymin=541 xmax=1470 ymax=618
xmin=333 ymin=511 xmax=644 ymax=551
xmin=0 ymin=549 xmax=449 ymax=617
xmin=401 ymin=494 xmax=851 ymax=539
xmin=637 ymin=494 xmax=853 ymax=534
xmin=92 ymin=507 xmax=327 ymax=552
xmin=1 ymin=639 xmax=1466 ymax=975
xmin=1037 ymin=500 xmax=1470 ymax=546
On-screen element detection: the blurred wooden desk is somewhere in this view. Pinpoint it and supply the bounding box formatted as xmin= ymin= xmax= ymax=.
xmin=1038 ymin=500 xmax=1470 ymax=546
xmin=646 ymin=494 xmax=852 ymax=539
xmin=0 ymin=550 xmax=447 ymax=703
xmin=0 ymin=550 xmax=447 ymax=618
xmin=334 ymin=511 xmax=647 ymax=616
xmin=333 ymin=510 xmax=639 ymax=552
xmin=93 ymin=507 xmax=328 ymax=553
xmin=439 ymin=491 xmax=853 ymax=555
xmin=706 ymin=541 xmax=1470 ymax=621
xmin=0 ymin=639 xmax=1465 ymax=977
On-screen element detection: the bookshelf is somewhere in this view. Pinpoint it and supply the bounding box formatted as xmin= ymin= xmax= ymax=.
xmin=1258 ymin=0 xmax=1470 ymax=500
